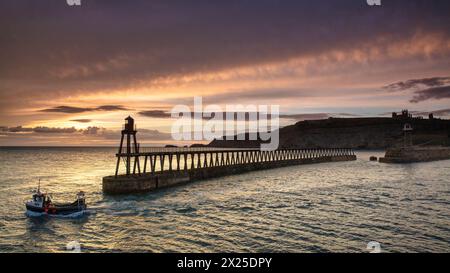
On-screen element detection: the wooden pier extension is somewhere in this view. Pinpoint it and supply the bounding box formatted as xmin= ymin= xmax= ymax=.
xmin=103 ymin=147 xmax=356 ymax=194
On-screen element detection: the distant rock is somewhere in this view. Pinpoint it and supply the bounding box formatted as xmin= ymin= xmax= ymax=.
xmin=165 ymin=144 xmax=178 ymax=148
xmin=190 ymin=143 xmax=207 ymax=148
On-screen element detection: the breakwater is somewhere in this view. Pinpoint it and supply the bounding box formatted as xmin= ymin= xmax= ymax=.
xmin=379 ymin=146 xmax=450 ymax=163
xmin=103 ymin=148 xmax=356 ymax=194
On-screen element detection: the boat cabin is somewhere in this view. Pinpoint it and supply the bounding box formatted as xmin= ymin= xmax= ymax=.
xmin=30 ymin=192 xmax=52 ymax=208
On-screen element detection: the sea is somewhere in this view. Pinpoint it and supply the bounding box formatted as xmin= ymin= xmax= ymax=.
xmin=0 ymin=147 xmax=448 ymax=253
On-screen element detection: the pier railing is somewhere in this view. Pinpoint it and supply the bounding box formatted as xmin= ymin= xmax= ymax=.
xmin=115 ymin=147 xmax=355 ymax=177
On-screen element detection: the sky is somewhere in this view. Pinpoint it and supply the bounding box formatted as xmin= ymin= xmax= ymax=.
xmin=1 ymin=0 xmax=450 ymax=146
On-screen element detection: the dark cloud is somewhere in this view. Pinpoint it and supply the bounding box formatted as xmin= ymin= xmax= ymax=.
xmin=5 ymin=126 xmax=34 ymax=133
xmin=0 ymin=124 xmax=173 ymax=145
xmin=384 ymin=76 xmax=450 ymax=91
xmin=336 ymin=113 xmax=361 ymax=117
xmin=139 ymin=110 xmax=171 ymax=118
xmin=139 ymin=110 xmax=272 ymax=120
xmin=82 ymin=126 xmax=104 ymax=135
xmin=40 ymin=105 xmax=128 ymax=113
xmin=1 ymin=0 xmax=450 ymax=110
xmin=139 ymin=108 xmax=346 ymax=121
xmin=382 ymin=76 xmax=450 ymax=103
xmin=410 ymin=86 xmax=450 ymax=103
xmin=415 ymin=108 xmax=450 ymax=116
xmin=279 ymin=113 xmax=361 ymax=120
xmin=95 ymin=105 xmax=129 ymax=111
xmin=280 ymin=113 xmax=329 ymax=120
xmin=70 ymin=119 xmax=92 ymax=123
xmin=2 ymin=126 xmax=77 ymax=134
xmin=40 ymin=106 xmax=93 ymax=114
xmin=0 ymin=125 xmax=171 ymax=141
xmin=33 ymin=127 xmax=78 ymax=134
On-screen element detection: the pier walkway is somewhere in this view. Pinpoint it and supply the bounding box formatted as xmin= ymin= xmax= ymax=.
xmin=115 ymin=147 xmax=356 ymax=177
xmin=104 ymin=147 xmax=356 ymax=194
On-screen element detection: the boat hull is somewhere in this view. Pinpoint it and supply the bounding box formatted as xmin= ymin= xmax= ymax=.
xmin=26 ymin=204 xmax=86 ymax=215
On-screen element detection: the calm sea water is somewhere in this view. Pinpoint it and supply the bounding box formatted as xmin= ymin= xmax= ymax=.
xmin=0 ymin=147 xmax=448 ymax=253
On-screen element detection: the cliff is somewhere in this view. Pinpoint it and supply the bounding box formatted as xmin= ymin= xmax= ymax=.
xmin=208 ymin=117 xmax=450 ymax=149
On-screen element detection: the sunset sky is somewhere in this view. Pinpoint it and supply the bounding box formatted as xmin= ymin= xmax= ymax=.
xmin=1 ymin=0 xmax=450 ymax=146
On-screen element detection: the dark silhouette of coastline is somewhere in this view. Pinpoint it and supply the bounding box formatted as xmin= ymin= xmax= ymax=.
xmin=209 ymin=111 xmax=450 ymax=149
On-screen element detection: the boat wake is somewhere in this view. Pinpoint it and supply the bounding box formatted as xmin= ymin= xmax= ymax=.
xmin=25 ymin=210 xmax=89 ymax=218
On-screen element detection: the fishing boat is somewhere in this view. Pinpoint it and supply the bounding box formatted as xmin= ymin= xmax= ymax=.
xmin=25 ymin=180 xmax=87 ymax=215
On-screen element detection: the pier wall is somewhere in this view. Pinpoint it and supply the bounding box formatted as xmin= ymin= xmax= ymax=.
xmin=379 ymin=146 xmax=450 ymax=163
xmin=103 ymin=153 xmax=356 ymax=194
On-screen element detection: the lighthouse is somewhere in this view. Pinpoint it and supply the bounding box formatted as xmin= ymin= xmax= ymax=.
xmin=403 ymin=123 xmax=413 ymax=147
xmin=115 ymin=116 xmax=141 ymax=177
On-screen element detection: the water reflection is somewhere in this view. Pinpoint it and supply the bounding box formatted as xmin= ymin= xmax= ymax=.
xmin=0 ymin=148 xmax=449 ymax=252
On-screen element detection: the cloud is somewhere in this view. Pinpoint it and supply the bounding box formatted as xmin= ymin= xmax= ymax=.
xmin=384 ymin=76 xmax=450 ymax=91
xmin=82 ymin=126 xmax=104 ymax=135
xmin=2 ymin=126 xmax=77 ymax=134
xmin=279 ymin=113 xmax=329 ymax=120
xmin=95 ymin=105 xmax=129 ymax=111
xmin=34 ymin=127 xmax=78 ymax=134
xmin=430 ymin=108 xmax=450 ymax=116
xmin=415 ymin=108 xmax=450 ymax=116
xmin=40 ymin=105 xmax=129 ymax=114
xmin=279 ymin=112 xmax=361 ymax=120
xmin=382 ymin=76 xmax=450 ymax=103
xmin=202 ymin=89 xmax=314 ymax=103
xmin=139 ymin=110 xmax=277 ymax=120
xmin=139 ymin=110 xmax=171 ymax=118
xmin=0 ymin=125 xmax=172 ymax=145
xmin=1 ymin=124 xmax=170 ymax=137
xmin=161 ymin=88 xmax=330 ymax=107
xmin=139 ymin=129 xmax=172 ymax=141
xmin=138 ymin=108 xmax=347 ymax=121
xmin=70 ymin=119 xmax=92 ymax=123
xmin=40 ymin=106 xmax=93 ymax=114
xmin=410 ymin=85 xmax=450 ymax=103
xmin=1 ymin=125 xmax=105 ymax=135
xmin=1 ymin=0 xmax=450 ymax=113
